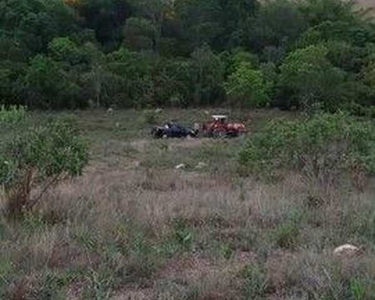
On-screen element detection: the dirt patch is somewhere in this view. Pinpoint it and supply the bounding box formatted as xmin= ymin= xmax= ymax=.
xmin=159 ymin=255 xmax=214 ymax=283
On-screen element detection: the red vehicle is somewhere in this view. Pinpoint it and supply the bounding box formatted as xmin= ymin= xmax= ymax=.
xmin=202 ymin=115 xmax=247 ymax=138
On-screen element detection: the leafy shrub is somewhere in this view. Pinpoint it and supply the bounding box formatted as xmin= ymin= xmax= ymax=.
xmin=0 ymin=109 xmax=88 ymax=214
xmin=0 ymin=105 xmax=26 ymax=124
xmin=239 ymin=112 xmax=375 ymax=186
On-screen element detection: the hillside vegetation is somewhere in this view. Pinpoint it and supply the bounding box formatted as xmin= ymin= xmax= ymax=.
xmin=1 ymin=0 xmax=375 ymax=113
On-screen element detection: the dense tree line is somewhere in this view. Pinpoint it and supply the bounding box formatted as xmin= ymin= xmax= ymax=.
xmin=1 ymin=0 xmax=375 ymax=111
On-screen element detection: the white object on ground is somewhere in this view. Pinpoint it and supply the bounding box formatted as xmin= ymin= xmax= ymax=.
xmin=196 ymin=162 xmax=208 ymax=169
xmin=333 ymin=244 xmax=361 ymax=257
xmin=175 ymin=164 xmax=186 ymax=170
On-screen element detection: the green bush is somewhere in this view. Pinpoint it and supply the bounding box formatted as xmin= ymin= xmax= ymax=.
xmin=0 ymin=105 xmax=26 ymax=124
xmin=0 ymin=109 xmax=88 ymax=214
xmin=239 ymin=112 xmax=375 ymax=185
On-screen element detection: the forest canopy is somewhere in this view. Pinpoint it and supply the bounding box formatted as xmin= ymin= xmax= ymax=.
xmin=1 ymin=0 xmax=375 ymax=112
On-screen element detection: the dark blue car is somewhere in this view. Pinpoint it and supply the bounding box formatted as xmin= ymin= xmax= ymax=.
xmin=151 ymin=121 xmax=198 ymax=139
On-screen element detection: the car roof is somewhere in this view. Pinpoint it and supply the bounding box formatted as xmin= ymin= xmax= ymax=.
xmin=212 ymin=115 xmax=227 ymax=119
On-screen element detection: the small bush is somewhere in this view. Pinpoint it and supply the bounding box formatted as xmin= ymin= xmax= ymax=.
xmin=0 ymin=105 xmax=26 ymax=124
xmin=0 ymin=109 xmax=89 ymax=214
xmin=239 ymin=112 xmax=375 ymax=186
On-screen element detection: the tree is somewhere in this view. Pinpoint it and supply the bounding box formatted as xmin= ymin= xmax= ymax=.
xmin=225 ymin=62 xmax=271 ymax=107
xmin=153 ymin=58 xmax=193 ymax=107
xmin=227 ymin=49 xmax=259 ymax=75
xmin=246 ymin=0 xmax=307 ymax=51
xmin=106 ymin=47 xmax=156 ymax=107
xmin=68 ymin=0 xmax=132 ymax=50
xmin=299 ymin=0 xmax=357 ymax=26
xmin=48 ymin=37 xmax=77 ymax=60
xmin=25 ymin=55 xmax=65 ymax=108
xmin=174 ymin=0 xmax=258 ymax=51
xmin=190 ymin=45 xmax=224 ymax=105
xmin=0 ymin=108 xmax=88 ymax=214
xmin=79 ymin=43 xmax=109 ymax=107
xmin=123 ymin=17 xmax=157 ymax=51
xmin=278 ymin=45 xmax=347 ymax=111
xmin=130 ymin=0 xmax=174 ymax=52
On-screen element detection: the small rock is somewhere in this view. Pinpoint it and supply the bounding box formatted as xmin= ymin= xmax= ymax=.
xmin=204 ymin=110 xmax=210 ymax=115
xmin=333 ymin=244 xmax=361 ymax=257
xmin=107 ymin=108 xmax=114 ymax=115
xmin=115 ymin=122 xmax=121 ymax=128
xmin=175 ymin=163 xmax=186 ymax=170
xmin=195 ymin=162 xmax=208 ymax=169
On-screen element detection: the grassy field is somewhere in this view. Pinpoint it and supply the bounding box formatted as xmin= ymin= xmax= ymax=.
xmin=1 ymin=109 xmax=375 ymax=300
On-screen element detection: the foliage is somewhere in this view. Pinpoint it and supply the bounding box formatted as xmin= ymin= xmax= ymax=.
xmin=278 ymin=45 xmax=347 ymax=111
xmin=124 ymin=17 xmax=157 ymax=51
xmin=246 ymin=0 xmax=307 ymax=50
xmin=0 ymin=105 xmax=26 ymax=124
xmin=0 ymin=0 xmax=375 ymax=110
xmin=225 ymin=62 xmax=271 ymax=107
xmin=239 ymin=112 xmax=375 ymax=185
xmin=0 ymin=109 xmax=88 ymax=214
xmin=190 ymin=44 xmax=225 ymax=105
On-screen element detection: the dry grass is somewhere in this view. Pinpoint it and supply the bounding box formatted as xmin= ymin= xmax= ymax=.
xmin=358 ymin=0 xmax=375 ymax=9
xmin=1 ymin=109 xmax=375 ymax=299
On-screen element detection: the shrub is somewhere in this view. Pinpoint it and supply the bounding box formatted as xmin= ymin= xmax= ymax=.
xmin=239 ymin=112 xmax=375 ymax=186
xmin=0 ymin=105 xmax=26 ymax=124
xmin=0 ymin=109 xmax=88 ymax=214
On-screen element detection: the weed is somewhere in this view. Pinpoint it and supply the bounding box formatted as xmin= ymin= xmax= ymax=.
xmin=83 ymin=267 xmax=114 ymax=300
xmin=271 ymin=210 xmax=302 ymax=249
xmin=33 ymin=271 xmax=71 ymax=300
xmin=350 ymin=278 xmax=367 ymax=300
xmin=219 ymin=243 xmax=234 ymax=260
xmin=173 ymin=220 xmax=193 ymax=250
xmin=241 ymin=264 xmax=269 ymax=299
